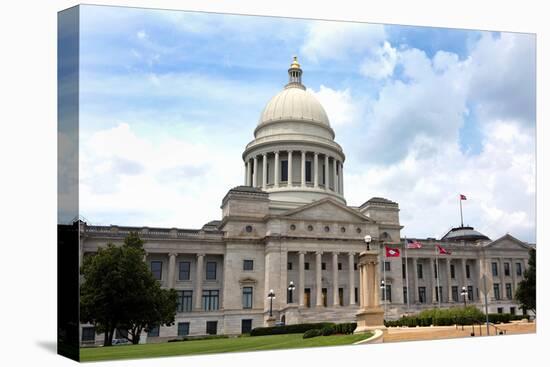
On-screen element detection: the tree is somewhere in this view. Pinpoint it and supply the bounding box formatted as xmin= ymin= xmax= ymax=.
xmin=80 ymin=232 xmax=178 ymax=346
xmin=515 ymin=248 xmax=536 ymax=315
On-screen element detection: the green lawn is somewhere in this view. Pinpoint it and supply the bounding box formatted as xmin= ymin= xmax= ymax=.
xmin=80 ymin=332 xmax=373 ymax=362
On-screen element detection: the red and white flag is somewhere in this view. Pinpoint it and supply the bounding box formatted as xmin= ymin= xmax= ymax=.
xmin=406 ymin=239 xmax=423 ymax=249
xmin=436 ymin=244 xmax=451 ymax=255
xmin=385 ymin=247 xmax=400 ymax=257
xmin=460 ymin=194 xmax=467 ymax=200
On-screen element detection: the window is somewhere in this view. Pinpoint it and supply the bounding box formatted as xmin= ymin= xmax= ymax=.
xmin=493 ymin=284 xmax=501 ymax=300
xmin=354 ymin=263 xmax=358 ymax=270
xmin=516 ymin=263 xmax=523 ymax=276
xmin=418 ymin=287 xmax=426 ymax=303
xmin=338 ymin=263 xmax=342 ymax=270
xmin=304 ymin=262 xmax=310 ymax=270
xmin=354 ymin=287 xmax=358 ymax=304
xmin=434 ymin=262 xmax=438 ymax=278
xmin=290 ymin=224 xmax=296 ymax=231
xmin=287 ymin=262 xmax=293 ymax=270
xmin=177 ymin=290 xmax=193 ymax=312
xmin=504 ymin=262 xmax=510 ymax=276
xmin=281 ymin=160 xmax=288 ymax=181
xmin=287 ymin=287 xmax=294 ymax=303
xmin=305 ymin=161 xmax=312 ymax=182
xmin=384 ymin=261 xmax=390 ymax=271
xmin=241 ymin=319 xmax=253 ymax=334
xmin=322 ymin=288 xmax=328 ymax=307
xmin=307 ymin=225 xmax=313 ymax=231
xmin=206 ymin=321 xmax=217 ymax=335
xmin=151 ymin=261 xmax=162 ymax=280
xmin=206 ymin=262 xmax=217 ymax=280
xmin=243 ymin=287 xmax=253 ymax=309
xmin=322 ymin=165 xmax=326 ymax=184
xmin=266 ymin=163 xmax=270 ymax=183
xmin=179 ymin=261 xmax=190 ymax=280
xmin=466 ymin=264 xmax=471 ymax=278
xmin=492 ymin=262 xmax=498 ymax=276
xmin=177 ymin=322 xmax=190 ymax=336
xmin=468 ymin=286 xmax=474 ymax=301
xmin=450 ymin=264 xmax=455 ymax=279
xmin=506 ymin=283 xmax=512 ymax=299
xmin=497 ymin=307 xmax=503 ymax=314
xmin=322 ymin=262 xmax=326 ymax=270
xmin=202 ymin=290 xmax=220 ymax=311
xmin=115 ymin=328 xmax=128 ymax=339
xmin=402 ymin=263 xmax=406 ymax=279
xmin=403 ymin=287 xmax=408 ymax=304
xmin=243 ymin=260 xmax=254 ymax=271
xmin=510 ymin=307 xmax=516 ymax=315
xmin=81 ymin=327 xmax=95 ymax=342
xmin=452 ymin=286 xmax=459 ymax=302
xmin=338 ymin=288 xmax=344 ymax=306
xmin=147 ymin=326 xmax=159 ymax=337
xmin=435 ymin=286 xmax=442 ymax=302
xmin=383 ymin=284 xmax=392 ymax=302
xmin=417 ymin=263 xmax=423 ymax=279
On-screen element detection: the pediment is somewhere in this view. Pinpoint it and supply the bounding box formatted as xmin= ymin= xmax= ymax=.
xmin=239 ymin=277 xmax=257 ymax=285
xmin=483 ymin=234 xmax=532 ymax=251
xmin=281 ymin=198 xmax=373 ymax=223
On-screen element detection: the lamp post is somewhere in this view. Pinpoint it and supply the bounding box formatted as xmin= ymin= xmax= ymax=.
xmin=267 ymin=289 xmax=276 ymax=317
xmin=380 ymin=279 xmax=386 ymax=317
xmin=461 ymin=286 xmax=468 ymax=308
xmin=288 ymin=281 xmax=295 ymax=304
xmin=364 ymin=235 xmax=372 ymax=251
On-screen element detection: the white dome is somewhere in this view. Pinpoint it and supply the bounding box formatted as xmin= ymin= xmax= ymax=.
xmin=258 ymin=87 xmax=331 ymax=127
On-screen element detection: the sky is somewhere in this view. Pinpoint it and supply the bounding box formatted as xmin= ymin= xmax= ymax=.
xmin=76 ymin=5 xmax=536 ymax=243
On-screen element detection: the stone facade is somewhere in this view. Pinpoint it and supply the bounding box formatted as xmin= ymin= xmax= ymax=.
xmin=79 ymin=58 xmax=533 ymax=345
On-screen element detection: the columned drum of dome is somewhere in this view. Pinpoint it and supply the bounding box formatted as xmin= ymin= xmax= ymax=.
xmin=243 ymin=57 xmax=346 ymax=209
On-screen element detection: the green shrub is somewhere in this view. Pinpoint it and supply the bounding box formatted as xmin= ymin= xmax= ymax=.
xmin=303 ymin=329 xmax=322 ymax=339
xmin=321 ymin=325 xmax=335 ymax=336
xmin=250 ymin=322 xmax=335 ymax=336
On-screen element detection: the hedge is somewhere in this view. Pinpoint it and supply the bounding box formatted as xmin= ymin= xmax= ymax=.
xmin=167 ymin=335 xmax=229 ymax=342
xmin=384 ymin=306 xmax=490 ymax=327
xmin=303 ymin=329 xmax=322 ymax=339
xmin=250 ymin=322 xmax=335 ymax=336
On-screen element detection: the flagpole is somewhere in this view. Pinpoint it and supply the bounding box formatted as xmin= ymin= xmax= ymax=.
xmin=436 ymin=249 xmax=441 ymax=309
xmin=404 ymin=237 xmax=410 ymax=314
xmin=383 ymin=248 xmax=387 ymax=317
xmin=459 ymin=196 xmax=464 ymax=227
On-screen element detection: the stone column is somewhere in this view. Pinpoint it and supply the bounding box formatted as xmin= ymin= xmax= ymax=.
xmin=298 ymin=251 xmax=305 ymax=307
xmin=360 ymin=264 xmax=368 ymax=307
xmin=301 ymin=150 xmax=306 ymax=187
xmin=332 ymin=252 xmax=339 ymax=306
xmin=333 ymin=158 xmax=338 ymax=192
xmin=274 ymin=151 xmax=280 ymax=188
xmin=315 ymin=251 xmax=323 ymax=307
xmin=348 ymin=252 xmax=356 ymax=305
xmin=339 ymin=162 xmax=344 ymax=195
xmin=262 ymin=153 xmax=267 ymax=189
xmin=512 ymin=258 xmax=518 ymax=294
xmin=252 ymin=156 xmax=258 ymax=187
xmin=194 ymin=253 xmax=205 ymax=310
xmin=429 ymin=258 xmax=436 ymax=303
xmin=446 ymin=258 xmax=452 ymax=302
xmin=314 ymin=152 xmax=319 ymax=188
xmin=244 ymin=161 xmax=248 ymax=185
xmin=324 ymin=155 xmax=329 ymax=190
xmin=168 ymin=252 xmax=177 ymax=288
xmin=372 ymin=259 xmax=380 ymax=307
xmin=288 ymin=150 xmax=293 ymax=186
xmin=245 ymin=160 xmax=250 ymax=186
xmin=412 ymin=257 xmax=418 ymax=303
xmin=461 ymin=258 xmax=467 ymax=288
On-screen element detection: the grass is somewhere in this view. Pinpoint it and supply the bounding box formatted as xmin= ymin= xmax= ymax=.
xmin=80 ymin=332 xmax=373 ymax=362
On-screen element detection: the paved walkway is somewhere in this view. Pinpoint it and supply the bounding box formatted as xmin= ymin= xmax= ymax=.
xmin=383 ymin=321 xmax=536 ymax=343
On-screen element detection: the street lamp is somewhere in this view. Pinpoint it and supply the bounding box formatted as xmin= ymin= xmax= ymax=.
xmin=380 ymin=280 xmax=386 ymax=317
xmin=364 ymin=235 xmax=372 ymax=251
xmin=288 ymin=281 xmax=296 ymax=304
xmin=267 ymin=289 xmax=276 ymax=317
xmin=461 ymin=286 xmax=468 ymax=308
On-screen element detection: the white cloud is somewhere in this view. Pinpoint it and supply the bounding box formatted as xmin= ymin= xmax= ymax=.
xmin=80 ymin=123 xmax=244 ymax=228
xmin=308 ymin=85 xmax=363 ymax=126
xmin=136 ymin=30 xmax=147 ymax=40
xmin=359 ymin=41 xmax=397 ymax=79
xmin=301 ymin=21 xmax=386 ymax=62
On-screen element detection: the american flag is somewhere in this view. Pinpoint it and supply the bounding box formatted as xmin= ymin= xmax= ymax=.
xmin=406 ymin=239 xmax=423 ymax=249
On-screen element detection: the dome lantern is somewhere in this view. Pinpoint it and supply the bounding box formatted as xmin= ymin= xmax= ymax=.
xmin=286 ymin=56 xmax=305 ymax=90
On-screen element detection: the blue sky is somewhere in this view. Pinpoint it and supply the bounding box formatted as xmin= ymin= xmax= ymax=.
xmin=77 ymin=5 xmax=536 ymax=242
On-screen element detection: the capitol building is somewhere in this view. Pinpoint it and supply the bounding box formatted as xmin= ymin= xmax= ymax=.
xmin=79 ymin=58 xmax=533 ymax=344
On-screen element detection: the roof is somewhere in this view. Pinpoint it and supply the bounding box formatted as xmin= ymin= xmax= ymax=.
xmin=359 ymin=197 xmax=398 ymax=208
xmin=441 ymin=226 xmax=491 ymax=242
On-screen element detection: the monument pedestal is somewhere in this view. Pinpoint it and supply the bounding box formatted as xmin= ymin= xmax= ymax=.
xmin=356 ymin=307 xmax=386 ymax=333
